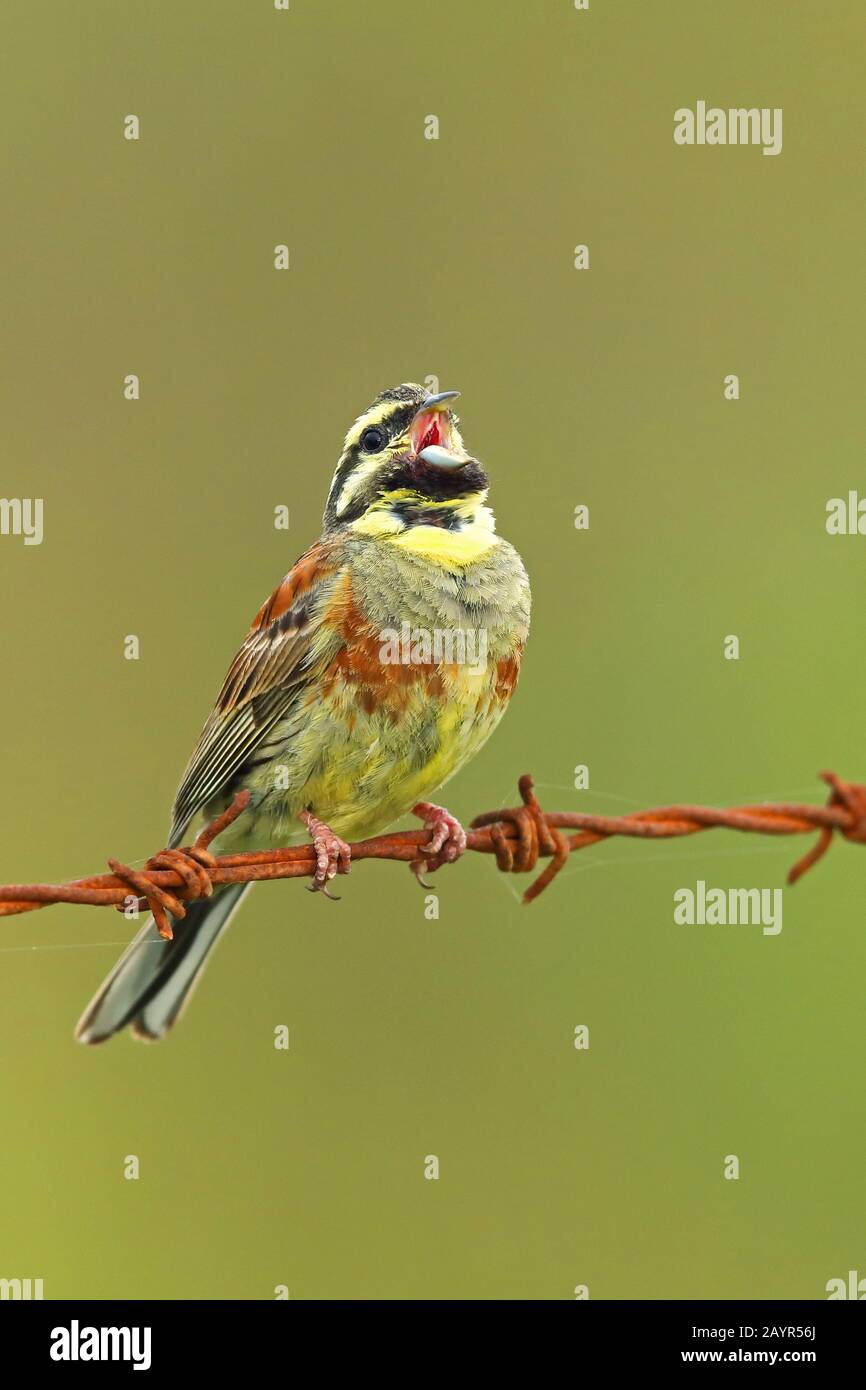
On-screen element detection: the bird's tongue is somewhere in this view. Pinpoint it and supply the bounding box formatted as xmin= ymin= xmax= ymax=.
xmin=418 ymin=419 xmax=441 ymax=451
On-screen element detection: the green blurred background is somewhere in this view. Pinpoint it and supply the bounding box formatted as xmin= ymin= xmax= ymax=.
xmin=0 ymin=1 xmax=863 ymax=1300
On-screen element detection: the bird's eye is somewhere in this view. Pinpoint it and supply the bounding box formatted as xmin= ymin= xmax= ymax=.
xmin=360 ymin=427 xmax=386 ymax=453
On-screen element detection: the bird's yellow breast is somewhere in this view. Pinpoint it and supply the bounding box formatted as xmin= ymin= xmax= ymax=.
xmin=216 ymin=523 xmax=530 ymax=852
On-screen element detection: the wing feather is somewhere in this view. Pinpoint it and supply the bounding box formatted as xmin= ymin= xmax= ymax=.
xmin=168 ymin=540 xmax=343 ymax=844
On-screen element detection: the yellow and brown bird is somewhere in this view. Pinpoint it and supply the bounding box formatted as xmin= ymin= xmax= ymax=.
xmin=76 ymin=383 xmax=531 ymax=1043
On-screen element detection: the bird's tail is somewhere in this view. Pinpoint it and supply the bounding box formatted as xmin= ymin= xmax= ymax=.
xmin=74 ymin=883 xmax=251 ymax=1044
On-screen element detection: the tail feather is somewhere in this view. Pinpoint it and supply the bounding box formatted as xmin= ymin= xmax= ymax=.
xmin=74 ymin=884 xmax=251 ymax=1045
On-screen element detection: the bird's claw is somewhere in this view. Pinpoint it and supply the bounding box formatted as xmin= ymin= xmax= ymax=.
xmin=410 ymin=801 xmax=467 ymax=885
xmin=298 ymin=811 xmax=352 ymax=898
xmin=410 ymin=860 xmax=435 ymax=891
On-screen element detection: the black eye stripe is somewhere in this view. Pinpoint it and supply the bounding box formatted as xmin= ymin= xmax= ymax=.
xmin=360 ymin=402 xmax=415 ymax=444
xmin=323 ymin=399 xmax=425 ymax=527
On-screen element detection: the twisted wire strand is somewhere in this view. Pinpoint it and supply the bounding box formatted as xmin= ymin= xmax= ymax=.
xmin=0 ymin=771 xmax=861 ymax=929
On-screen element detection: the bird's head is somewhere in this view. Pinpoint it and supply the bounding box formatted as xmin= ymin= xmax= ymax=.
xmin=323 ymin=383 xmax=491 ymax=539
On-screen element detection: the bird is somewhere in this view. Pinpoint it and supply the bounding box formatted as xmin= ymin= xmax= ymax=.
xmin=75 ymin=383 xmax=531 ymax=1044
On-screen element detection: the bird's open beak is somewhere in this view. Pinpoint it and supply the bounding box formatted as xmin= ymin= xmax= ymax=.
xmin=411 ymin=390 xmax=468 ymax=469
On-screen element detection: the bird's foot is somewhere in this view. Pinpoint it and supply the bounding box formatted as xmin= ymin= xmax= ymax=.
xmin=298 ymin=811 xmax=352 ymax=899
xmin=410 ymin=801 xmax=467 ymax=887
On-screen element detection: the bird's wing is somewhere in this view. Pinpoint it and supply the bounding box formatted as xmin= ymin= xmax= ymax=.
xmin=168 ymin=539 xmax=346 ymax=845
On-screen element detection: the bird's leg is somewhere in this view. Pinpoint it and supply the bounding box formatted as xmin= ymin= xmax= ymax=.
xmin=298 ymin=810 xmax=352 ymax=899
xmin=410 ymin=801 xmax=468 ymax=887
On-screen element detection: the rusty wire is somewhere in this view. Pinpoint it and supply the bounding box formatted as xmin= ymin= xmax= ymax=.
xmin=0 ymin=771 xmax=862 ymax=933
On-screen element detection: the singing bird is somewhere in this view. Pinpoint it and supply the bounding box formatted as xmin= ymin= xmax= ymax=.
xmin=76 ymin=384 xmax=531 ymax=1043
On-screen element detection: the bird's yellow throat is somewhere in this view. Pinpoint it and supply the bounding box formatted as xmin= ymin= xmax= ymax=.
xmin=349 ymin=494 xmax=499 ymax=568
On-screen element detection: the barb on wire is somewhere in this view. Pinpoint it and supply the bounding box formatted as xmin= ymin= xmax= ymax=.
xmin=0 ymin=771 xmax=862 ymax=934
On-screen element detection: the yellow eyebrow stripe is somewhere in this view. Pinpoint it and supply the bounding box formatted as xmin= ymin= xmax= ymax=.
xmin=342 ymin=398 xmax=408 ymax=452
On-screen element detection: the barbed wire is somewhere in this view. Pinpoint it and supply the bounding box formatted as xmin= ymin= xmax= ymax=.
xmin=0 ymin=771 xmax=862 ymax=936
